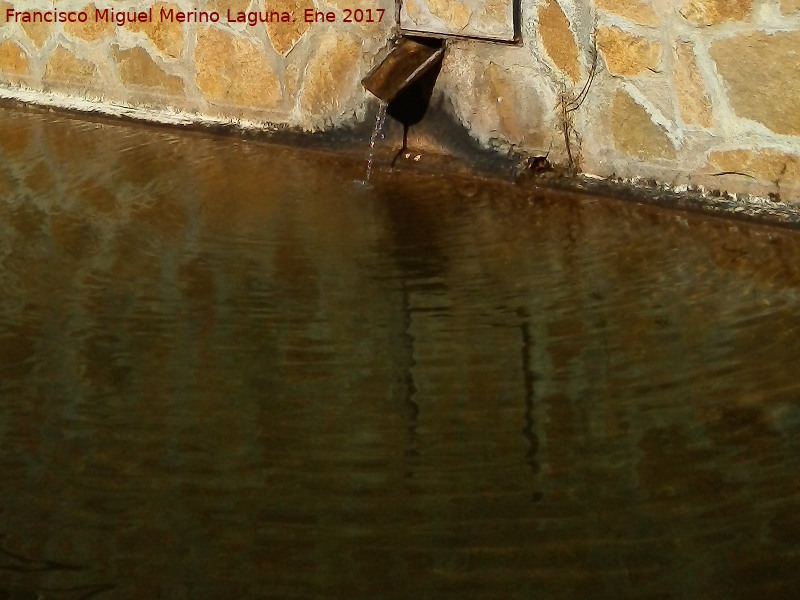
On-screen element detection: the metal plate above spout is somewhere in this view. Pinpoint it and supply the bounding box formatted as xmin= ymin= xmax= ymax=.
xmin=400 ymin=0 xmax=518 ymax=42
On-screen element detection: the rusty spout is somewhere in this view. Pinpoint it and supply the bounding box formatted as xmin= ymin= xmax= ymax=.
xmin=362 ymin=37 xmax=445 ymax=104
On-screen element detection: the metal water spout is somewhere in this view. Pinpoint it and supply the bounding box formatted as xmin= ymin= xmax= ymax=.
xmin=362 ymin=37 xmax=446 ymax=167
xmin=362 ymin=36 xmax=445 ymax=104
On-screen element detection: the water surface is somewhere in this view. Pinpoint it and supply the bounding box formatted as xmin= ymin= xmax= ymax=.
xmin=1 ymin=106 xmax=799 ymax=599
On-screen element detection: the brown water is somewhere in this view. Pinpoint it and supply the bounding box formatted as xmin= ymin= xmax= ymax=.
xmin=1 ymin=105 xmax=800 ymax=599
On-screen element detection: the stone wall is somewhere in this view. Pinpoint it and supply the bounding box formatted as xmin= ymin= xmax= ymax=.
xmin=1 ymin=0 xmax=800 ymax=201
xmin=0 ymin=0 xmax=394 ymax=130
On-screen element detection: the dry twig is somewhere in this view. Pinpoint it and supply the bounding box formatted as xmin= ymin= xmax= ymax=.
xmin=558 ymin=32 xmax=598 ymax=173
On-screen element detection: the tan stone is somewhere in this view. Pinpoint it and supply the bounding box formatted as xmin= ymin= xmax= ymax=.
xmin=126 ymin=3 xmax=184 ymax=58
xmin=21 ymin=21 xmax=53 ymax=49
xmin=594 ymin=0 xmax=660 ymax=26
xmin=710 ymin=31 xmax=800 ymax=136
xmin=44 ymin=47 xmax=97 ymax=87
xmin=112 ymin=46 xmax=184 ymax=94
xmin=480 ymin=0 xmax=512 ymax=27
xmin=596 ymin=26 xmax=661 ymax=76
xmin=194 ymin=27 xmax=281 ymax=109
xmin=782 ymin=0 xmax=800 ymax=13
xmin=324 ymin=0 xmax=396 ymax=35
xmin=266 ymin=0 xmax=312 ymax=55
xmin=403 ymin=0 xmax=430 ymax=26
xmin=403 ymin=0 xmax=472 ymax=31
xmin=679 ymin=0 xmax=752 ymax=25
xmin=64 ymin=5 xmax=113 ymax=42
xmin=0 ymin=2 xmax=12 ymax=26
xmin=485 ymin=63 xmax=518 ymax=137
xmin=611 ymin=89 xmax=675 ymax=159
xmin=706 ymin=149 xmax=800 ymax=185
xmin=205 ymin=0 xmax=250 ymax=12
xmin=298 ymin=31 xmax=360 ymax=119
xmin=483 ymin=62 xmax=545 ymax=146
xmin=402 ymin=0 xmax=512 ymax=38
xmin=0 ymin=40 xmax=29 ymax=82
xmin=423 ymin=0 xmax=472 ymax=30
xmin=672 ymin=41 xmax=712 ymax=127
xmin=538 ymin=0 xmax=580 ymax=83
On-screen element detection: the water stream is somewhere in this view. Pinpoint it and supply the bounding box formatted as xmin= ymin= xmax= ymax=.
xmin=363 ymin=101 xmax=388 ymax=183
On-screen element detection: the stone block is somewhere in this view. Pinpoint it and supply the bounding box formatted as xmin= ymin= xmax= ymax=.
xmin=205 ymin=0 xmax=250 ymax=12
xmin=403 ymin=0 xmax=471 ymax=32
xmin=538 ymin=0 xmax=580 ymax=83
xmin=611 ymin=89 xmax=675 ymax=159
xmin=44 ymin=47 xmax=97 ymax=88
xmin=194 ymin=27 xmax=281 ymax=109
xmin=594 ymin=0 xmax=660 ymax=26
xmin=21 ymin=21 xmax=53 ymax=49
xmin=298 ymin=31 xmax=361 ymax=123
xmin=0 ymin=2 xmax=12 ymax=26
xmin=706 ymin=149 xmax=800 ymax=186
xmin=113 ymin=45 xmax=184 ymax=95
xmin=679 ymin=0 xmax=752 ymax=25
xmin=480 ymin=0 xmax=516 ymax=31
xmin=401 ymin=0 xmax=515 ymax=41
xmin=0 ymin=40 xmax=29 ymax=82
xmin=126 ymin=3 xmax=184 ymax=58
xmin=64 ymin=5 xmax=114 ymax=43
xmin=672 ymin=41 xmax=712 ymax=127
xmin=480 ymin=61 xmax=546 ymax=147
xmin=266 ymin=0 xmax=312 ymax=55
xmin=420 ymin=0 xmax=471 ymax=28
xmin=596 ymin=26 xmax=661 ymax=77
xmin=710 ymin=31 xmax=800 ymax=136
xmin=782 ymin=0 xmax=800 ymax=13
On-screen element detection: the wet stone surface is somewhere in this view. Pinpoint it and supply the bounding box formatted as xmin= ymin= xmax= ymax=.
xmin=0 ymin=105 xmax=800 ymax=598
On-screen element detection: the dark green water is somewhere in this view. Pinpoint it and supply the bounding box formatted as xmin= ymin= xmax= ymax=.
xmin=1 ymin=106 xmax=799 ymax=599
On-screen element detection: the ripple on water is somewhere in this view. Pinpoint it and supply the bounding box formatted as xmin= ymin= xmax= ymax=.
xmin=1 ymin=105 xmax=800 ymax=599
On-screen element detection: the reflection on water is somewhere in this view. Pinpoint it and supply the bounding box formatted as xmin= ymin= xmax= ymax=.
xmin=1 ymin=105 xmax=800 ymax=599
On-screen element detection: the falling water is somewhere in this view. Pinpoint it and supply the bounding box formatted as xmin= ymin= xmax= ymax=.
xmin=363 ymin=101 xmax=388 ymax=183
